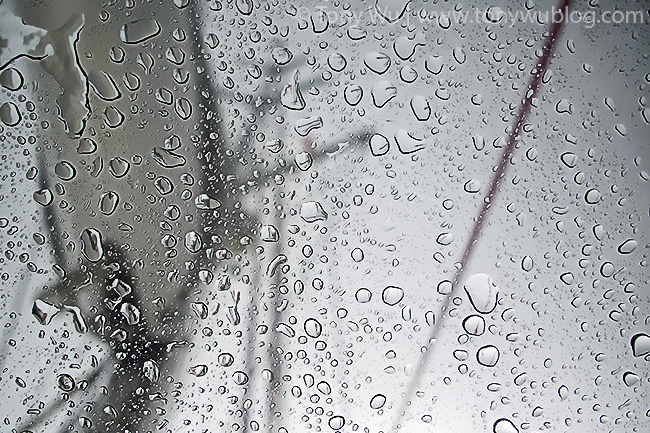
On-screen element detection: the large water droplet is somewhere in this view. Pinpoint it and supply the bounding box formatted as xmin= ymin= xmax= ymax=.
xmin=57 ymin=374 xmax=75 ymax=392
xmin=304 ymin=318 xmax=323 ymax=338
xmin=477 ymin=345 xmax=500 ymax=367
xmin=0 ymin=102 xmax=21 ymax=126
xmin=370 ymin=393 xmax=386 ymax=409
xmin=631 ymin=333 xmax=650 ymax=357
xmin=80 ymin=228 xmax=104 ymax=262
xmin=120 ymin=19 xmax=161 ymax=44
xmin=382 ymin=286 xmax=404 ymax=306
xmin=300 ymin=201 xmax=328 ymax=222
xmin=464 ymin=273 xmax=498 ymax=314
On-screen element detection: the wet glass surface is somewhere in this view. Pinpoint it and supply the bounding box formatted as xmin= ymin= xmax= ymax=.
xmin=1 ymin=0 xmax=649 ymax=432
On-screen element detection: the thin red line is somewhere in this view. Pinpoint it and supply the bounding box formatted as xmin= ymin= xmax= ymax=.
xmin=391 ymin=0 xmax=573 ymax=429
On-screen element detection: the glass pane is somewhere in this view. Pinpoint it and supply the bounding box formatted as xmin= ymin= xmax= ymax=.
xmin=1 ymin=0 xmax=649 ymax=432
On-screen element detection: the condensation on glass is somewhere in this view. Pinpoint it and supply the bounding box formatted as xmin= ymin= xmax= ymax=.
xmin=0 ymin=0 xmax=649 ymax=432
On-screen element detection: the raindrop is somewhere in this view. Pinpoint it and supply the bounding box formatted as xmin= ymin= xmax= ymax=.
xmin=464 ymin=273 xmax=498 ymax=314
xmin=382 ymin=286 xmax=404 ymax=306
xmin=631 ymin=334 xmax=650 ymax=357
xmin=477 ymin=345 xmax=500 ymax=367
xmin=188 ymin=365 xmax=208 ymax=377
xmin=57 ymin=374 xmax=75 ymax=392
xmin=304 ymin=318 xmax=323 ymax=338
xmin=371 ymin=81 xmax=397 ymax=108
xmin=33 ymin=189 xmax=54 ymax=206
xmin=364 ymin=52 xmax=391 ymax=74
xmin=351 ymin=248 xmax=364 ymax=262
xmin=108 ymin=157 xmax=130 ymax=178
xmin=0 ymin=102 xmax=21 ymax=126
xmin=295 ymin=152 xmax=313 ymax=171
xmin=80 ymin=228 xmax=104 ymax=262
xmin=120 ymin=19 xmax=161 ymax=44
xmin=493 ymin=418 xmax=518 ymax=433
xmin=462 ymin=315 xmax=485 ymax=336
xmin=344 ymin=85 xmax=363 ymax=106
xmin=370 ymin=394 xmax=386 ymax=409
xmin=300 ymin=201 xmax=328 ymax=223
xmin=355 ymin=288 xmax=372 ymax=303
xmin=55 ymin=161 xmax=76 ymax=181
xmin=99 ymin=191 xmax=119 ymax=215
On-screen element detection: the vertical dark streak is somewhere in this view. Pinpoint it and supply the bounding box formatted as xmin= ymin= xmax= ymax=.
xmin=391 ymin=0 xmax=573 ymax=429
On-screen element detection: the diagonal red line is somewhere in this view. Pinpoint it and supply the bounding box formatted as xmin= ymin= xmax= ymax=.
xmin=391 ymin=0 xmax=573 ymax=429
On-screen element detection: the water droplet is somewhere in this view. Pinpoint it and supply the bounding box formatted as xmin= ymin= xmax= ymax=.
xmin=462 ymin=315 xmax=485 ymax=336
xmin=266 ymin=138 xmax=284 ymax=153
xmin=369 ymin=133 xmax=390 ymax=156
xmin=304 ymin=318 xmax=323 ymax=338
xmin=328 ymin=53 xmax=347 ymax=72
xmin=399 ymin=66 xmax=418 ymax=83
xmin=394 ymin=130 xmax=425 ymax=154
xmin=236 ymin=0 xmax=254 ymax=15
xmin=355 ymin=288 xmax=372 ymax=303
xmin=57 ymin=374 xmax=75 ymax=392
xmin=152 ymin=147 xmax=186 ymax=168
xmin=364 ymin=52 xmax=391 ymax=74
xmin=370 ymin=393 xmax=386 ymax=409
xmin=0 ymin=102 xmax=21 ymax=126
xmin=437 ymin=280 xmax=452 ymax=295
xmin=120 ymin=19 xmax=161 ymax=44
xmin=295 ymin=152 xmax=313 ymax=170
xmin=382 ymin=286 xmax=404 ymax=306
xmin=623 ymin=371 xmax=639 ymax=387
xmin=108 ymin=157 xmax=130 ymax=177
xmin=233 ymin=370 xmax=249 ymax=385
xmin=120 ymin=302 xmax=140 ymax=325
xmin=560 ymin=152 xmax=578 ymax=168
xmin=556 ymin=99 xmax=572 ymax=114
xmin=32 ymin=299 xmax=60 ymax=325
xmin=521 ymin=256 xmax=533 ymax=271
xmin=271 ymin=47 xmax=293 ymax=65
xmin=371 ymin=81 xmax=396 ymax=108
xmin=103 ymin=106 xmax=124 ymax=127
xmin=55 ymin=161 xmax=76 ymax=180
xmin=631 ymin=333 xmax=650 ymax=357
xmin=281 ymin=70 xmax=305 ymax=110
xmin=143 ymin=360 xmax=160 ymax=382
xmin=33 ymin=189 xmax=54 ymax=206
xmin=80 ymin=228 xmax=104 ymax=262
xmin=464 ymin=273 xmax=498 ymax=314
xmin=295 ymin=116 xmax=323 ymax=136
xmin=618 ymin=239 xmax=638 ymax=254
xmin=425 ymin=55 xmax=444 ymax=74
xmin=77 ymin=138 xmax=97 ymax=154
xmin=328 ymin=415 xmax=345 ymax=430
xmin=175 ymin=97 xmax=192 ymax=120
xmin=410 ymin=95 xmax=431 ymax=121
xmin=436 ymin=233 xmax=453 ymax=246
xmin=585 ymin=188 xmax=601 ymax=204
xmin=477 ymin=345 xmax=500 ymax=367
xmin=491 ymin=418 xmax=518 ymax=433
xmin=300 ymin=201 xmax=328 ymax=222
xmin=184 ymin=231 xmax=203 ymax=253
xmin=464 ymin=179 xmax=482 ymax=193
xmin=0 ymin=68 xmax=24 ymax=91
xmin=99 ymin=191 xmax=119 ymax=216
xmin=344 ymin=85 xmax=363 ymax=106
xmin=88 ymin=70 xmax=121 ymax=101
xmin=188 ymin=364 xmax=208 ymax=377
xmin=218 ymin=352 xmax=234 ymax=367
xmin=351 ymin=248 xmax=364 ymax=262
